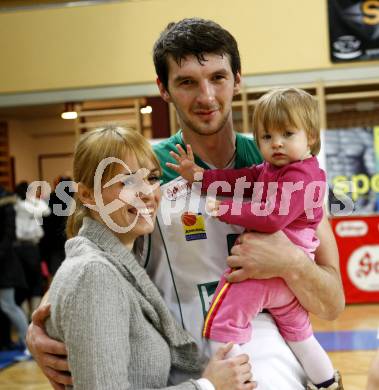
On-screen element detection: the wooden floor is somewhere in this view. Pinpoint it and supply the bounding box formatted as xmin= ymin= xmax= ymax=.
xmin=310 ymin=304 xmax=379 ymax=390
xmin=0 ymin=304 xmax=378 ymax=389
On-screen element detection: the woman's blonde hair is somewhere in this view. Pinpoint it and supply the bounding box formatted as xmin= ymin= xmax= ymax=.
xmin=252 ymin=88 xmax=321 ymax=155
xmin=66 ymin=126 xmax=161 ymax=238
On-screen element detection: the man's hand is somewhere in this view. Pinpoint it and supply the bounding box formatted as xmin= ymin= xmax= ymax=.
xmin=226 ymin=231 xmax=296 ymax=282
xmin=225 ymin=212 xmax=345 ymax=320
xmin=26 ymin=304 xmax=72 ymax=390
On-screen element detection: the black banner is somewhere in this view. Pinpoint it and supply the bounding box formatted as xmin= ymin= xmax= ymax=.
xmin=328 ymin=0 xmax=379 ymax=62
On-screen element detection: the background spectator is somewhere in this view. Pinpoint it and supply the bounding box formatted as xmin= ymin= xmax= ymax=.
xmin=0 ymin=184 xmax=30 ymax=358
xmin=14 ymin=181 xmax=51 ymax=319
xmin=40 ymin=175 xmax=74 ymax=276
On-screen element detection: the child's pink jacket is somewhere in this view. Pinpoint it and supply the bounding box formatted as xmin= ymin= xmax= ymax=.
xmin=202 ymin=157 xmax=326 ymax=343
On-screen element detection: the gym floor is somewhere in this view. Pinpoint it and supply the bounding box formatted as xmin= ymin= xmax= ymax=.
xmin=0 ymin=304 xmax=378 ymax=390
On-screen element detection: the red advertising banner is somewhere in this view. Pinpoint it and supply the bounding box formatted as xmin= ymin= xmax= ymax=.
xmin=331 ymin=215 xmax=379 ymax=303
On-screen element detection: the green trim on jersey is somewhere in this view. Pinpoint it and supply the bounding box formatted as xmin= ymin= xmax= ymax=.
xmin=153 ymin=130 xmax=263 ymax=185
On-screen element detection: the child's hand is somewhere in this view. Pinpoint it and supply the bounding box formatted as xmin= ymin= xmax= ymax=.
xmin=166 ymin=144 xmax=204 ymax=184
xmin=206 ymin=197 xmax=221 ymax=217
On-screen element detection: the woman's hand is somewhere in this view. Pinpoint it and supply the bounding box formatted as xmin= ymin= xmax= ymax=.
xmin=166 ymin=144 xmax=204 ymax=184
xmin=202 ymin=343 xmax=257 ymax=390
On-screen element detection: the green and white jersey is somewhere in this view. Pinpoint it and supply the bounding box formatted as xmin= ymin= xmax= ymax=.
xmin=142 ymin=131 xmax=305 ymax=389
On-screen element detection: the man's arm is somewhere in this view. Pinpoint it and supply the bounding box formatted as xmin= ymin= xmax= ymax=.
xmin=226 ymin=212 xmax=345 ymax=320
xmin=26 ymin=301 xmax=71 ymax=390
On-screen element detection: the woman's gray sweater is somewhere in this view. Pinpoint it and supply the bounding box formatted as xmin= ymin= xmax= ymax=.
xmin=46 ymin=217 xmax=202 ymax=389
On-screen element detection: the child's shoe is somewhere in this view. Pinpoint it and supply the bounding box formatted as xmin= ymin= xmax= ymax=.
xmin=306 ymin=371 xmax=343 ymax=390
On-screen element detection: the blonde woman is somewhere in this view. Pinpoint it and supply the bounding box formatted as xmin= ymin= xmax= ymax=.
xmin=45 ymin=126 xmax=254 ymax=390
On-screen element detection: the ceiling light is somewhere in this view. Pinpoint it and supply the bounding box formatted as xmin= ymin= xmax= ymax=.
xmin=140 ymin=105 xmax=152 ymax=114
xmin=61 ymin=111 xmax=78 ymax=120
xmin=61 ymin=102 xmax=78 ymax=120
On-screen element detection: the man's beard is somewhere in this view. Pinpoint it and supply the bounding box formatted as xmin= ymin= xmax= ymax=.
xmin=181 ymin=109 xmax=231 ymax=137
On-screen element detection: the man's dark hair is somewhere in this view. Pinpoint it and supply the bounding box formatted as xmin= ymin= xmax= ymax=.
xmin=153 ymin=18 xmax=241 ymax=90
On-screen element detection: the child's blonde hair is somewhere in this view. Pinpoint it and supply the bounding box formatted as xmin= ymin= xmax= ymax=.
xmin=66 ymin=126 xmax=161 ymax=238
xmin=252 ymin=88 xmax=321 ymax=155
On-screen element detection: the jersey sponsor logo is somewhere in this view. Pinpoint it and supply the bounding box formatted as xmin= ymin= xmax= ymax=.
xmin=182 ymin=212 xmax=207 ymax=241
xmin=197 ymin=281 xmax=219 ymax=317
xmin=164 ymin=179 xmax=191 ymax=201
